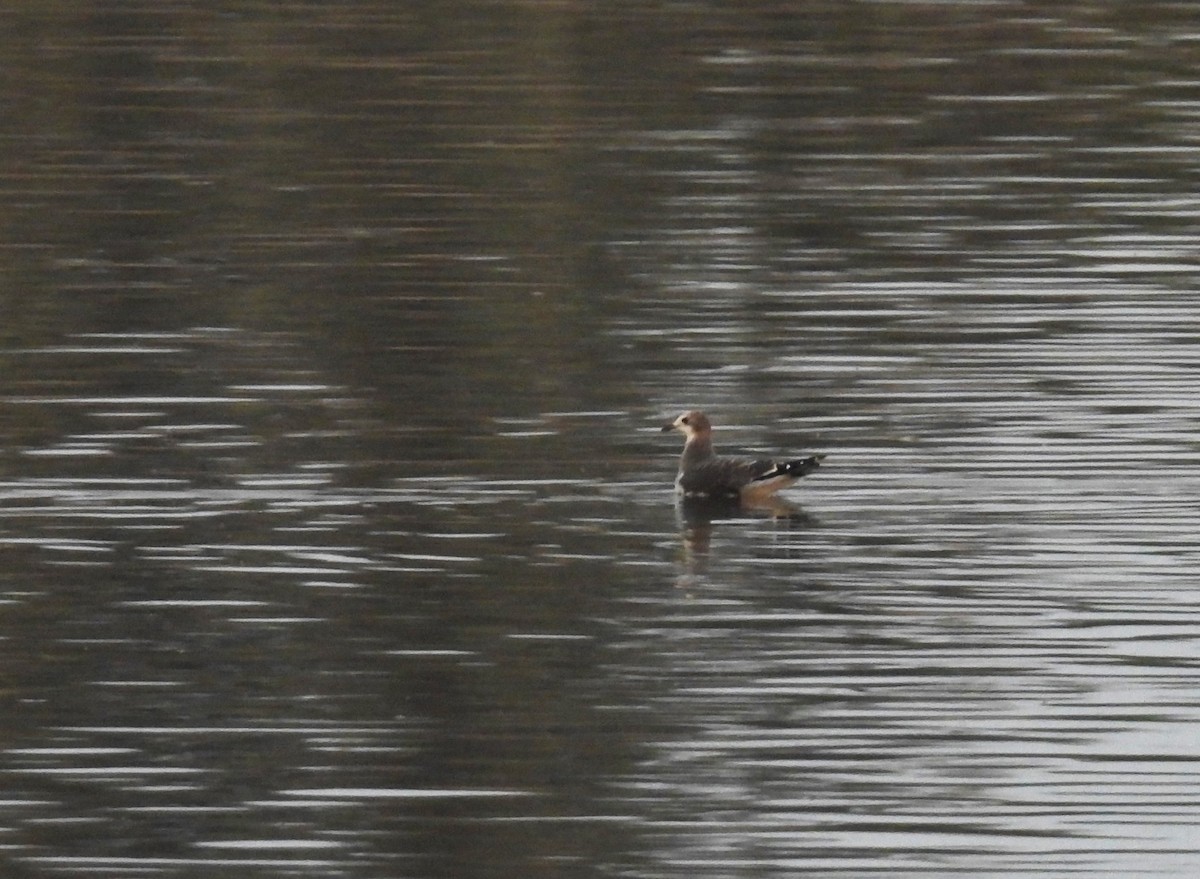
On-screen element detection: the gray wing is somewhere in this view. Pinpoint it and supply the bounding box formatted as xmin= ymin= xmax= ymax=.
xmin=677 ymin=457 xmax=776 ymax=497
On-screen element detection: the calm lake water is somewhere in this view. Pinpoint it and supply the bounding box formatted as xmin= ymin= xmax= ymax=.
xmin=2 ymin=2 xmax=1200 ymax=877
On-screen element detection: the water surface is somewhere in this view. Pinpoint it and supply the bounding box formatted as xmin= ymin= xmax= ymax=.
xmin=2 ymin=3 xmax=1200 ymax=877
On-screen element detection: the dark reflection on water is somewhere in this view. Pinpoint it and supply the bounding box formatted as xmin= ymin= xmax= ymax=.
xmin=3 ymin=2 xmax=1200 ymax=877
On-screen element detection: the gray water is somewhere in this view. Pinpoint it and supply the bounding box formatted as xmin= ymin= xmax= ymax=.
xmin=2 ymin=3 xmax=1200 ymax=877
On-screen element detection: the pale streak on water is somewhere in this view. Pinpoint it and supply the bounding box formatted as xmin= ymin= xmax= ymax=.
xmin=3 ymin=3 xmax=1200 ymax=879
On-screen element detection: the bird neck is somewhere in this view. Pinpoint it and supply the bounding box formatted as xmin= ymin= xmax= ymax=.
xmin=680 ymin=433 xmax=715 ymax=467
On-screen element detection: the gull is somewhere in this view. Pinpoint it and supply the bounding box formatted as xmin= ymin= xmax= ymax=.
xmin=662 ymin=410 xmax=824 ymax=501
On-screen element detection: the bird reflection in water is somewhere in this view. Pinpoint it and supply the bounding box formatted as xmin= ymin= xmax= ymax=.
xmin=674 ymin=494 xmax=819 ymax=588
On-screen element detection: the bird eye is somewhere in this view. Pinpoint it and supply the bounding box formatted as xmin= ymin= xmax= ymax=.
xmin=681 ymin=416 xmax=689 ymax=425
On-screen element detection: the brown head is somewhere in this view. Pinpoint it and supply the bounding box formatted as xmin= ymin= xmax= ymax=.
xmin=661 ymin=410 xmax=713 ymax=440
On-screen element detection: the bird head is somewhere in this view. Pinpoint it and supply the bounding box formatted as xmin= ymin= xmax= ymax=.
xmin=661 ymin=410 xmax=712 ymax=439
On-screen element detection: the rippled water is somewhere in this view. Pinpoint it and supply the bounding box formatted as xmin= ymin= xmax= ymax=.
xmin=3 ymin=2 xmax=1200 ymax=877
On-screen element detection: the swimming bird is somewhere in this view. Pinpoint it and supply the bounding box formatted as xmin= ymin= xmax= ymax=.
xmin=661 ymin=410 xmax=824 ymax=501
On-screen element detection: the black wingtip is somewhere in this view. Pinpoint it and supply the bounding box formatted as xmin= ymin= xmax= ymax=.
xmin=783 ymin=454 xmax=825 ymax=477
